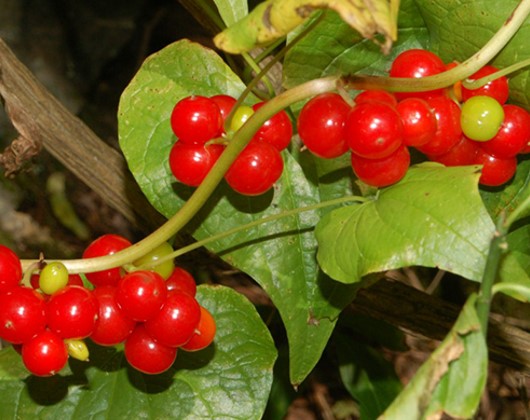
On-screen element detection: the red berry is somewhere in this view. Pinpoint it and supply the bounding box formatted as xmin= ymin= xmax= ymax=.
xmin=165 ymin=267 xmax=197 ymax=297
xmin=461 ymin=65 xmax=509 ymax=104
xmin=0 ymin=286 xmax=46 ymax=344
xmin=180 ymin=306 xmax=216 ymax=352
xmin=46 ymin=285 xmax=98 ymax=339
xmin=210 ymin=94 xmax=237 ymax=122
xmin=144 ymin=290 xmax=201 ymax=347
xmin=115 ymin=270 xmax=167 ymax=322
xmin=169 ymin=142 xmax=224 ymax=187
xmin=0 ymin=245 xmax=22 ymax=293
xmin=475 ymin=150 xmax=517 ymax=187
xmin=225 ymin=142 xmax=283 ymax=196
xmin=251 ymin=102 xmax=293 ymax=151
xmin=170 ymin=95 xmax=223 ymax=144
xmin=479 ymin=104 xmax=530 ymax=158
xmin=124 ymin=324 xmax=177 ymax=375
xmin=354 ymin=89 xmax=397 ymax=107
xmin=396 ymin=98 xmax=437 ymax=147
xmin=345 ymin=102 xmax=403 ymax=159
xmin=91 ymin=286 xmax=136 ymax=346
xmin=416 ymin=96 xmax=462 ymax=156
xmin=389 ymin=49 xmax=446 ymax=100
xmin=83 ymin=234 xmax=132 ymax=287
xmin=350 ymin=145 xmax=410 ymax=187
xmin=429 ymin=136 xmax=480 ymax=167
xmin=22 ymin=330 xmax=68 ymax=377
xmin=297 ymin=93 xmax=350 ymax=158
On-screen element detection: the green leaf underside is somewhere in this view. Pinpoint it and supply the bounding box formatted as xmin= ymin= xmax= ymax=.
xmin=118 ymin=39 xmax=357 ymax=386
xmin=0 ymin=286 xmax=276 ymax=420
xmin=380 ymin=294 xmax=487 ymax=419
xmin=315 ymin=165 xmax=495 ymax=284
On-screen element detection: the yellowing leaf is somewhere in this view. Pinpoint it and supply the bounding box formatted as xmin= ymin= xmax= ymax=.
xmin=214 ymin=0 xmax=400 ymax=54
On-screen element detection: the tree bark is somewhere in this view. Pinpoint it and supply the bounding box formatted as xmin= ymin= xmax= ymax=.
xmin=0 ymin=37 xmax=166 ymax=233
xmin=352 ymin=279 xmax=530 ymax=375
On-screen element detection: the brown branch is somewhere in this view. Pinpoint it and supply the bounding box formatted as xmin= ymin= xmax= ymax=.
xmin=351 ymin=279 xmax=530 ymax=375
xmin=0 ymin=38 xmax=166 ymax=232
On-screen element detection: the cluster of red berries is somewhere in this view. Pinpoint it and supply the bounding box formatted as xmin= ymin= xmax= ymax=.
xmin=168 ymin=49 xmax=530 ymax=192
xmin=168 ymin=94 xmax=292 ymax=196
xmin=298 ymin=49 xmax=530 ymax=188
xmin=0 ymin=236 xmax=215 ymax=377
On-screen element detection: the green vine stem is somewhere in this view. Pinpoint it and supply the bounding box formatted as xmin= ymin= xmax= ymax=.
xmin=475 ymin=214 xmax=509 ymax=335
xmin=476 ymin=190 xmax=530 ymax=334
xmin=20 ymin=75 xmax=340 ymax=274
xmin=134 ymin=194 xmax=368 ymax=271
xmin=225 ymin=12 xmax=325 ymax=130
xmin=462 ymin=57 xmax=530 ymax=89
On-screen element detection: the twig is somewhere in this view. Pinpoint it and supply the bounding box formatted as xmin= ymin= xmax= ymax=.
xmin=0 ymin=38 xmax=166 ymax=233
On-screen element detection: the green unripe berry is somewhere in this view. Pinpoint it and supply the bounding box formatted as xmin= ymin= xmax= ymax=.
xmin=461 ymin=95 xmax=504 ymax=142
xmin=133 ymin=242 xmax=175 ymax=280
xmin=229 ymin=105 xmax=254 ymax=132
xmin=65 ymin=338 xmax=90 ymax=362
xmin=39 ymin=262 xmax=69 ymax=295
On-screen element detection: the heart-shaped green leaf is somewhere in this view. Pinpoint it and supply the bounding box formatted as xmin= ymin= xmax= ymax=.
xmin=315 ymin=165 xmax=495 ymax=283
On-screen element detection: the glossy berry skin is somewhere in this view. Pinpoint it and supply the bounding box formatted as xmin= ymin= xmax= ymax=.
xmin=0 ymin=286 xmax=46 ymax=344
xmin=396 ymin=98 xmax=437 ymax=147
xmin=115 ymin=270 xmax=167 ymax=322
xmin=345 ymin=102 xmax=403 ymax=159
xmin=475 ymin=150 xmax=517 ymax=187
xmin=39 ymin=262 xmax=69 ymax=295
xmin=31 ymin=273 xmax=84 ymax=290
xmin=354 ymin=89 xmax=397 ymax=107
xmin=133 ymin=242 xmax=175 ymax=280
xmin=65 ymin=338 xmax=90 ymax=362
xmin=251 ymin=102 xmax=293 ymax=151
xmin=429 ymin=136 xmax=480 ymax=167
xmin=83 ymin=234 xmax=132 ymax=287
xmin=46 ymin=285 xmax=98 ymax=339
xmin=225 ymin=142 xmax=283 ymax=196
xmin=229 ymin=105 xmax=254 ymax=132
xmin=460 ymin=96 xmax=504 ymax=142
xmin=22 ymin=330 xmax=68 ymax=377
xmin=351 ymin=145 xmax=410 ymax=187
xmin=124 ymin=324 xmax=177 ymax=375
xmin=165 ymin=267 xmax=197 ymax=297
xmin=169 ymin=141 xmax=224 ymax=187
xmin=389 ymin=49 xmax=446 ymax=100
xmin=0 ymin=245 xmax=22 ymax=293
xmin=180 ymin=306 xmax=216 ymax=352
xmin=170 ymin=95 xmax=223 ymax=144
xmin=91 ymin=286 xmax=136 ymax=346
xmin=297 ymin=92 xmax=350 ymax=158
xmin=417 ymin=96 xmax=462 ymax=156
xmin=480 ymin=104 xmax=530 ymax=158
xmin=144 ymin=290 xmax=201 ymax=347
xmin=210 ymin=94 xmax=237 ymax=122
xmin=461 ymin=65 xmax=509 ymax=104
